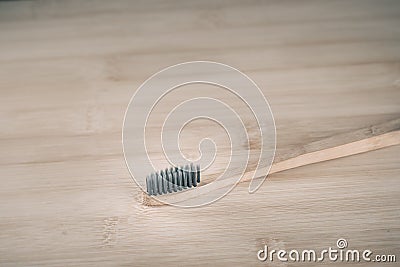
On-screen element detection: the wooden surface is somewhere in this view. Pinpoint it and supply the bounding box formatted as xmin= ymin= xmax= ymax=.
xmin=1 ymin=0 xmax=400 ymax=266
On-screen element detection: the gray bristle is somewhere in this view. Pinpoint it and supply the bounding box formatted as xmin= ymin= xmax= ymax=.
xmin=146 ymin=164 xmax=201 ymax=196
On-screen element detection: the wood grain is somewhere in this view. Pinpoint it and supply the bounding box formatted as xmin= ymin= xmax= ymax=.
xmin=0 ymin=0 xmax=399 ymax=266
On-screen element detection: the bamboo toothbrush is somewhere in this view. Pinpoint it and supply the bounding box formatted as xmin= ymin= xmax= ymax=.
xmin=142 ymin=118 xmax=400 ymax=206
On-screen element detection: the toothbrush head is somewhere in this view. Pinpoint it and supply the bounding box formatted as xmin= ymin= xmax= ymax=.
xmin=145 ymin=163 xmax=201 ymax=196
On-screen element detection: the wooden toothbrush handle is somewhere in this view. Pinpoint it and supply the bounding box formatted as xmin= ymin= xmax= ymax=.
xmin=269 ymin=118 xmax=400 ymax=174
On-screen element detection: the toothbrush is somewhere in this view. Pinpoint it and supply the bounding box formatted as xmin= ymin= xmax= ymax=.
xmin=143 ymin=118 xmax=400 ymax=206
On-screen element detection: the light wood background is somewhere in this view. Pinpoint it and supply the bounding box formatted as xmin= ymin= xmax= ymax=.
xmin=1 ymin=0 xmax=399 ymax=266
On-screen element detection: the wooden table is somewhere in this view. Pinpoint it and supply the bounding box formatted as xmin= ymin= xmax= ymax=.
xmin=0 ymin=0 xmax=399 ymax=266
